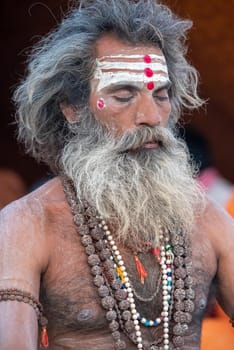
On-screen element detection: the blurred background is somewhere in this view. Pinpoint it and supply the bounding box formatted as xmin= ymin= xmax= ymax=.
xmin=0 ymin=1 xmax=234 ymax=348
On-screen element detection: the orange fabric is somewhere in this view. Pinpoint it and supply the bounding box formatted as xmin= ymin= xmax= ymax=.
xmin=201 ymin=304 xmax=234 ymax=350
xmin=226 ymin=189 xmax=234 ymax=217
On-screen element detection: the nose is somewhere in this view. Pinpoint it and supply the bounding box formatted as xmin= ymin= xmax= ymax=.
xmin=135 ymin=95 xmax=162 ymax=127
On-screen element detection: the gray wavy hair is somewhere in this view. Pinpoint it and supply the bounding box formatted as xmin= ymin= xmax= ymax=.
xmin=14 ymin=0 xmax=203 ymax=172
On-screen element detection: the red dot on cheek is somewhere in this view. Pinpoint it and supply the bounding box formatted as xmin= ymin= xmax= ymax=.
xmin=147 ymin=82 xmax=155 ymax=90
xmin=97 ymin=98 xmax=105 ymax=109
xmin=144 ymin=54 xmax=152 ymax=63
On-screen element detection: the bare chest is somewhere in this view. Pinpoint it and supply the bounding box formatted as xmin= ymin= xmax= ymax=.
xmin=40 ymin=224 xmax=217 ymax=349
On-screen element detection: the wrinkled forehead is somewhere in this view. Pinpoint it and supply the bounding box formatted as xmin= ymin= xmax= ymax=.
xmin=93 ymin=53 xmax=170 ymax=92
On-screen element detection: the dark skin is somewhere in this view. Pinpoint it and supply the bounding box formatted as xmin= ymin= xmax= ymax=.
xmin=0 ymin=177 xmax=233 ymax=350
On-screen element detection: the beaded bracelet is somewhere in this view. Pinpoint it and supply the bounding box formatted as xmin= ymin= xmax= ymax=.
xmin=0 ymin=288 xmax=49 ymax=348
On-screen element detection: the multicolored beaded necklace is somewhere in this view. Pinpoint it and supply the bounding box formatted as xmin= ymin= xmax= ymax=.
xmin=62 ymin=176 xmax=195 ymax=350
xmin=98 ymin=216 xmax=174 ymax=350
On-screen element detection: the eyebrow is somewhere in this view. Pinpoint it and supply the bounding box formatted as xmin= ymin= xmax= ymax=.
xmin=105 ymin=80 xmax=172 ymax=94
xmin=105 ymin=83 xmax=143 ymax=94
xmin=154 ymin=80 xmax=172 ymax=92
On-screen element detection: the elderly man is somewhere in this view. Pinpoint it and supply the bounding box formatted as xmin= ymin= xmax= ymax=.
xmin=0 ymin=1 xmax=233 ymax=349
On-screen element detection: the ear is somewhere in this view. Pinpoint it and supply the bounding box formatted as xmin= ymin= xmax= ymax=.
xmin=60 ymin=102 xmax=78 ymax=124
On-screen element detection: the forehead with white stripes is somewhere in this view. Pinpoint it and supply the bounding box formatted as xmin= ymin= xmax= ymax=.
xmin=93 ymin=53 xmax=170 ymax=92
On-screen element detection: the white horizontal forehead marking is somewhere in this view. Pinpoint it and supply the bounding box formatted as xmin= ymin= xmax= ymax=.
xmin=94 ymin=54 xmax=169 ymax=92
xmin=98 ymin=54 xmax=166 ymax=61
xmin=96 ymin=72 xmax=169 ymax=91
xmin=96 ymin=61 xmax=167 ymax=72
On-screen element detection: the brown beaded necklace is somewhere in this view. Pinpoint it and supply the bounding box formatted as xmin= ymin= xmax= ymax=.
xmin=61 ymin=175 xmax=195 ymax=349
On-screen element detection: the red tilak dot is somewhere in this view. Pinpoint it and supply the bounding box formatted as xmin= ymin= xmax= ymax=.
xmin=144 ymin=67 xmax=154 ymax=78
xmin=144 ymin=54 xmax=152 ymax=64
xmin=97 ymin=99 xmax=105 ymax=109
xmin=147 ymin=82 xmax=155 ymax=90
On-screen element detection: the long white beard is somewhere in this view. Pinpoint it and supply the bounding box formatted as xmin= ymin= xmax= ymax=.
xmin=61 ymin=109 xmax=205 ymax=249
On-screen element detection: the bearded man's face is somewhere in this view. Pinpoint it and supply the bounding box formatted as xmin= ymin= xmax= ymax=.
xmin=61 ymin=34 xmax=204 ymax=250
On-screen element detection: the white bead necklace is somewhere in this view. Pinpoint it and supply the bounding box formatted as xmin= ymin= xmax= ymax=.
xmin=98 ymin=218 xmax=174 ymax=350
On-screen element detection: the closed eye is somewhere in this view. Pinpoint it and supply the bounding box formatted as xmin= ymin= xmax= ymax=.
xmin=153 ymin=85 xmax=170 ymax=102
xmin=154 ymin=95 xmax=169 ymax=102
xmin=113 ymin=95 xmax=134 ymax=103
xmin=107 ymin=84 xmax=137 ymax=103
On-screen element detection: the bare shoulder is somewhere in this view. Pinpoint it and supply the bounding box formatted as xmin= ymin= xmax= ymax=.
xmin=196 ymin=195 xmax=234 ymax=257
xmin=197 ymin=197 xmax=234 ymax=317
xmin=0 ymin=176 xmax=67 ymax=232
xmin=0 ymin=177 xmax=70 ymax=294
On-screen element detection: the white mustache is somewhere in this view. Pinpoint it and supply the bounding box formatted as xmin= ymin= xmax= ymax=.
xmin=111 ymin=126 xmax=177 ymax=153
